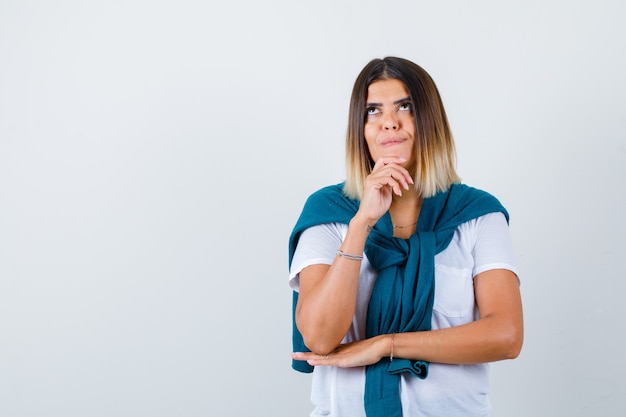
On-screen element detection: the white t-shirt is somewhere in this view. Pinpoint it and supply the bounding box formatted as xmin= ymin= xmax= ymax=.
xmin=289 ymin=212 xmax=519 ymax=417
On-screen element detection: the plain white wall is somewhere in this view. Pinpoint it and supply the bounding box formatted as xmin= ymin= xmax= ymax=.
xmin=1 ymin=0 xmax=625 ymax=416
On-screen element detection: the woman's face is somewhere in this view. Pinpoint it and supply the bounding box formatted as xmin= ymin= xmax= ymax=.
xmin=363 ymin=78 xmax=416 ymax=168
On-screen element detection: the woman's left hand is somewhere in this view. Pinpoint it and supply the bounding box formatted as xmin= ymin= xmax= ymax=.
xmin=291 ymin=335 xmax=387 ymax=368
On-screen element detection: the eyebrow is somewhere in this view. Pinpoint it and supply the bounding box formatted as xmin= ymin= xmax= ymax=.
xmin=366 ymin=96 xmax=411 ymax=107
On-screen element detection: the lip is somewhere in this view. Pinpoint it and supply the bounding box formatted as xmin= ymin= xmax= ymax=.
xmin=381 ymin=137 xmax=405 ymax=146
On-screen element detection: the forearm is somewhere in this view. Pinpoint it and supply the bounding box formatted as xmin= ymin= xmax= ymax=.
xmin=296 ymin=215 xmax=373 ymax=354
xmin=389 ymin=312 xmax=523 ymax=365
xmin=296 ymin=313 xmax=523 ymax=369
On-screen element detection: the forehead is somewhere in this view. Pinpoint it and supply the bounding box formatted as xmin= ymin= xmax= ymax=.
xmin=366 ymin=79 xmax=409 ymax=101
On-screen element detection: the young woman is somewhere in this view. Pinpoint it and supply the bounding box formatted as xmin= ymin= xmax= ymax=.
xmin=288 ymin=56 xmax=523 ymax=417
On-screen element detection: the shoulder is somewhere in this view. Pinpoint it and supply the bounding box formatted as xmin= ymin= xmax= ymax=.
xmin=439 ymin=211 xmax=518 ymax=277
xmin=289 ymin=183 xmax=355 ymax=263
xmin=300 ymin=182 xmax=359 ymax=223
xmin=304 ymin=182 xmax=349 ymax=206
xmin=456 ymin=211 xmax=509 ymax=239
xmin=449 ymin=183 xmax=509 ymax=223
xmin=449 ymin=183 xmax=499 ymax=202
xmin=297 ymin=222 xmax=348 ymax=247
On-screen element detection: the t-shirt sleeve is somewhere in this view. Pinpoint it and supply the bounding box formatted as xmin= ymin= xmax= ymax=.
xmin=289 ymin=223 xmax=344 ymax=291
xmin=472 ymin=212 xmax=520 ymax=281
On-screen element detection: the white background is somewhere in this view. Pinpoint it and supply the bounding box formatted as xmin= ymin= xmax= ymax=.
xmin=1 ymin=0 xmax=625 ymax=416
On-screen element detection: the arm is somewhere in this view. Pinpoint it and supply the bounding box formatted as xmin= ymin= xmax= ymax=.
xmin=294 ymin=268 xmax=523 ymax=366
xmin=295 ymin=215 xmax=372 ymax=355
xmin=295 ymin=157 xmax=414 ymax=355
xmin=392 ymin=268 xmax=523 ymax=364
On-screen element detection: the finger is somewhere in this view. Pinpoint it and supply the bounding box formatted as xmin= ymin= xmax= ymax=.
xmin=365 ymin=171 xmax=402 ymax=197
xmin=379 ymin=169 xmax=410 ymax=196
xmin=291 ymin=352 xmax=312 ymax=360
xmin=372 ymin=160 xmax=414 ymax=189
xmin=306 ymin=354 xmax=336 ymax=366
xmin=292 ymin=350 xmax=341 ymax=365
xmin=388 ymin=170 xmax=411 ymax=192
xmin=291 ymin=351 xmax=330 ymax=361
xmin=375 ymin=156 xmax=407 ymax=168
xmin=387 ymin=174 xmax=404 ymax=196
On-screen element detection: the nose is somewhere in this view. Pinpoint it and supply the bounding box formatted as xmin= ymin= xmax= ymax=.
xmin=382 ymin=113 xmax=398 ymax=130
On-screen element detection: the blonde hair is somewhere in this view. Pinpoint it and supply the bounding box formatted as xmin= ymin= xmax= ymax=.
xmin=343 ymin=57 xmax=461 ymax=199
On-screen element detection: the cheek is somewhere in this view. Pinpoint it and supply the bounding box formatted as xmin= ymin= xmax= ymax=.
xmin=363 ymin=127 xmax=378 ymax=155
xmin=400 ymin=114 xmax=416 ymax=131
xmin=364 ymin=122 xmax=378 ymax=142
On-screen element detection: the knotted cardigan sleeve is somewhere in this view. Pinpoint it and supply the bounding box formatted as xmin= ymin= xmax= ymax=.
xmin=288 ymin=183 xmax=359 ymax=372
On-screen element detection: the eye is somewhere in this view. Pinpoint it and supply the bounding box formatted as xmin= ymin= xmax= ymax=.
xmin=366 ymin=107 xmax=380 ymax=116
xmin=398 ymin=101 xmax=413 ymax=112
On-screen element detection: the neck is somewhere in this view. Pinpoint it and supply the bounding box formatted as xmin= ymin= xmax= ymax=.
xmin=390 ymin=186 xmax=422 ymax=209
xmin=389 ymin=188 xmax=423 ymax=237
